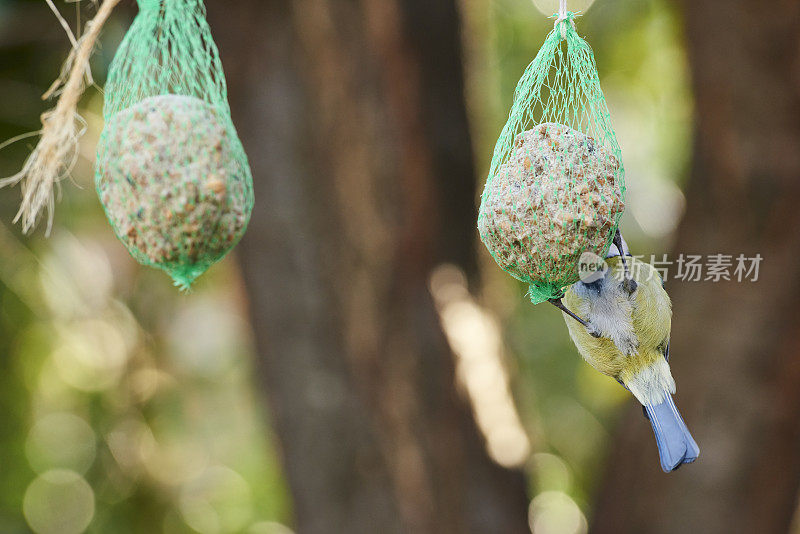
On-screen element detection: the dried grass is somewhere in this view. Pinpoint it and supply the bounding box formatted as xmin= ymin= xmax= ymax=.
xmin=0 ymin=0 xmax=120 ymax=235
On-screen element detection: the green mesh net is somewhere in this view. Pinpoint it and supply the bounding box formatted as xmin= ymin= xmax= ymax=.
xmin=478 ymin=11 xmax=625 ymax=304
xmin=95 ymin=0 xmax=253 ymax=290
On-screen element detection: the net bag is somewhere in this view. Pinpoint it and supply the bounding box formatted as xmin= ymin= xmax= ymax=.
xmin=95 ymin=0 xmax=253 ymax=289
xmin=478 ymin=8 xmax=625 ymax=304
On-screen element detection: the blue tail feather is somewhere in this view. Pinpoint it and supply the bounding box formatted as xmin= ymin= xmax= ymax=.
xmin=644 ymin=394 xmax=699 ymax=472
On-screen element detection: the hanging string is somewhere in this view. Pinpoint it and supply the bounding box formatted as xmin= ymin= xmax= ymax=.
xmin=554 ymin=0 xmax=568 ymax=24
xmin=553 ymin=0 xmax=576 ymax=39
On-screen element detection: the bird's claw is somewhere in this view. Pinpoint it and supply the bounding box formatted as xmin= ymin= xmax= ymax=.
xmin=586 ymin=324 xmax=602 ymax=338
xmin=622 ymin=277 xmax=638 ymax=295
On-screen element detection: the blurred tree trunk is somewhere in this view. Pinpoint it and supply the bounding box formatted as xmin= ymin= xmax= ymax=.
xmin=209 ymin=1 xmax=529 ymax=533
xmin=591 ymin=2 xmax=800 ymax=534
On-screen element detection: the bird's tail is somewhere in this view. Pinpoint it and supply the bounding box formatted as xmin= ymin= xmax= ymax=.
xmin=644 ymin=393 xmax=699 ymax=472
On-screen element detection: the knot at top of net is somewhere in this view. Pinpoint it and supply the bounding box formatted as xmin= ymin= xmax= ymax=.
xmin=551 ymin=10 xmax=578 ymax=40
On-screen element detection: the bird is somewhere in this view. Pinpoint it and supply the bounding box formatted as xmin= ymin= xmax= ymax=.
xmin=550 ymin=231 xmax=699 ymax=472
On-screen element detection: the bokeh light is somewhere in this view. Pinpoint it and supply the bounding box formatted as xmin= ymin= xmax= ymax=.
xmin=51 ymin=320 xmax=129 ymax=392
xmin=528 ymin=491 xmax=587 ymax=534
xmin=39 ymin=234 xmax=114 ymax=318
xmin=165 ymin=296 xmax=248 ymax=377
xmin=431 ymin=264 xmax=531 ymax=467
xmin=25 ymin=413 xmax=96 ymax=474
xmin=531 ymin=453 xmax=572 ymax=493
xmin=105 ymin=416 xmax=156 ymax=477
xmin=179 ymin=466 xmax=253 ymax=534
xmin=23 ymin=470 xmax=95 ymax=534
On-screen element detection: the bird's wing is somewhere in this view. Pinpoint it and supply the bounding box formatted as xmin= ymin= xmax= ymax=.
xmin=630 ymin=259 xmax=672 ymax=349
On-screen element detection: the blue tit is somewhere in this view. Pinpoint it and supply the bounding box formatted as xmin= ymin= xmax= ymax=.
xmin=551 ymin=231 xmax=699 ymax=472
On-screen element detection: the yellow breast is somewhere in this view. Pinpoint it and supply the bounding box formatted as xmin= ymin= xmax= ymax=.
xmin=562 ymin=257 xmax=672 ymax=382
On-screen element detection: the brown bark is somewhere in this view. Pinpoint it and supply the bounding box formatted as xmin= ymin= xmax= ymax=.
xmin=208 ymin=1 xmax=529 ymax=533
xmin=591 ymin=2 xmax=800 ymax=534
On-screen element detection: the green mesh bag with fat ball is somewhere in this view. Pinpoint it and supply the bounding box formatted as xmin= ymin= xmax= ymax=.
xmin=95 ymin=0 xmax=253 ymax=290
xmin=478 ymin=10 xmax=625 ymax=304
